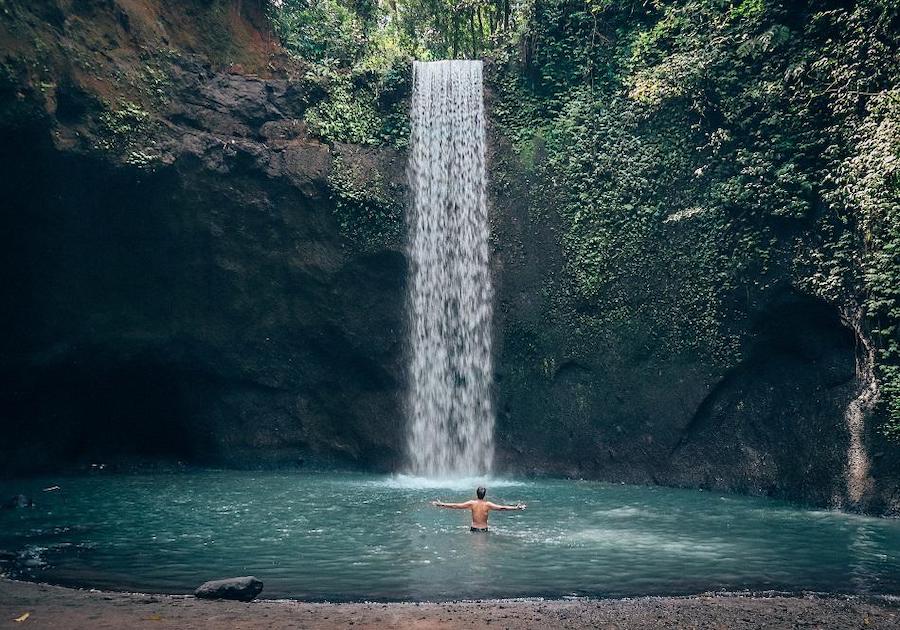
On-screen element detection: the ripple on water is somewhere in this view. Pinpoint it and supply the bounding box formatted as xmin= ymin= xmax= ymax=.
xmin=567 ymin=528 xmax=736 ymax=558
xmin=2 ymin=471 xmax=900 ymax=600
xmin=591 ymin=507 xmax=655 ymax=518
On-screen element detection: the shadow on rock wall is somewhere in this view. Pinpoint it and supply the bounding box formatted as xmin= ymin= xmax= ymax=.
xmin=0 ymin=118 xmax=407 ymax=475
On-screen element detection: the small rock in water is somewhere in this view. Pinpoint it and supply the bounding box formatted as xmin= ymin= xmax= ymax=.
xmin=194 ymin=576 xmax=263 ymax=602
xmin=3 ymin=494 xmax=34 ymax=509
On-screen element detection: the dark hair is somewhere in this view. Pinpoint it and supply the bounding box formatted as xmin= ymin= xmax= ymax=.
xmin=476 ymin=486 xmax=486 ymax=500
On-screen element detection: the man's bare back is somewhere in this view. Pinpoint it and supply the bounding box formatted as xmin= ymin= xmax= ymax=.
xmin=431 ymin=486 xmax=526 ymax=531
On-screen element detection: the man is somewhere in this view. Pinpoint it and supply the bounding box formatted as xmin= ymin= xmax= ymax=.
xmin=431 ymin=486 xmax=526 ymax=532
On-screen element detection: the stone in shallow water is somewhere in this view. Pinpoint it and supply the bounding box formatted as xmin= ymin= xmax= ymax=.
xmin=194 ymin=576 xmax=263 ymax=602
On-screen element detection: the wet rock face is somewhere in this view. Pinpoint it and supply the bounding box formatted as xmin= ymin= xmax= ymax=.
xmin=662 ymin=295 xmax=858 ymax=503
xmin=0 ymin=48 xmax=407 ymax=475
xmin=486 ymin=130 xmax=900 ymax=513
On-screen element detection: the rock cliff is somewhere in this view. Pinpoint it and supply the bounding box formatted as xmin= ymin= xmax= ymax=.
xmin=0 ymin=0 xmax=407 ymax=472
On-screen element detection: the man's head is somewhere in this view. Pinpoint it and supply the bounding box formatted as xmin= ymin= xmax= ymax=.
xmin=476 ymin=486 xmax=486 ymax=500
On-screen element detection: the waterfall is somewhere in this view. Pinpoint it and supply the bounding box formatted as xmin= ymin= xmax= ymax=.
xmin=405 ymin=60 xmax=494 ymax=478
xmin=841 ymin=307 xmax=878 ymax=506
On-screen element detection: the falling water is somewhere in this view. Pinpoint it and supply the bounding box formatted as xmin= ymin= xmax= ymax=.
xmin=405 ymin=60 xmax=494 ymax=478
xmin=841 ymin=308 xmax=878 ymax=506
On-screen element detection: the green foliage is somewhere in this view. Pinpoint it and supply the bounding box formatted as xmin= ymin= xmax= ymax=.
xmin=95 ymin=101 xmax=159 ymax=164
xmin=98 ymin=101 xmax=150 ymax=135
xmin=269 ymin=0 xmax=413 ymax=147
xmin=490 ymin=0 xmax=900 ymax=423
xmin=508 ymin=83 xmax=744 ymax=363
xmin=268 ymin=0 xmax=900 ymax=435
xmin=384 ymin=0 xmax=522 ymax=60
xmin=815 ymin=89 xmax=900 ymax=436
xmin=304 ymin=67 xmax=383 ymax=144
xmin=329 ymin=152 xmax=404 ymax=250
xmin=302 ymin=61 xmax=410 ymax=146
xmin=727 ymin=0 xmax=766 ymax=23
xmin=136 ymin=50 xmax=178 ymax=106
xmin=267 ymin=0 xmax=524 ymax=145
xmin=270 ymin=0 xmax=369 ymax=64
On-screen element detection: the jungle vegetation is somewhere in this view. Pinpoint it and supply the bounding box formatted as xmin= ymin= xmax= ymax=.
xmin=268 ymin=0 xmax=900 ymax=437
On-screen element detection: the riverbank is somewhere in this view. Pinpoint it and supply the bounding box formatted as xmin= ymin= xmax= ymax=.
xmin=1 ymin=579 xmax=898 ymax=629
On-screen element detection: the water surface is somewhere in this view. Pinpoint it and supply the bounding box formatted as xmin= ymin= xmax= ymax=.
xmin=1 ymin=471 xmax=898 ymax=600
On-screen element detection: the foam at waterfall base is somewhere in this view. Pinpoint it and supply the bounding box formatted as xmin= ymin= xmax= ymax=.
xmin=369 ymin=474 xmax=528 ymax=491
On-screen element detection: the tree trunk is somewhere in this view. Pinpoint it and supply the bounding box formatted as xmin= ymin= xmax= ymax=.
xmin=476 ymin=5 xmax=485 ymax=48
xmin=451 ymin=12 xmax=459 ymax=58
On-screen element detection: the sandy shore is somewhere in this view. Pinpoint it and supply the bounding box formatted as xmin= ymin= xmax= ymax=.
xmin=1 ymin=578 xmax=898 ymax=629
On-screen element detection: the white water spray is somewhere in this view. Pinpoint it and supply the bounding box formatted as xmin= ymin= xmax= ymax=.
xmin=405 ymin=60 xmax=494 ymax=478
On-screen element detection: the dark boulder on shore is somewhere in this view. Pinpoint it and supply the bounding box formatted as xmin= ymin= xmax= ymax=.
xmin=194 ymin=576 xmax=264 ymax=602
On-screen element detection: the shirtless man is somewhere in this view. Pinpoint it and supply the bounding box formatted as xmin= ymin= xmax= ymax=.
xmin=431 ymin=486 xmax=526 ymax=532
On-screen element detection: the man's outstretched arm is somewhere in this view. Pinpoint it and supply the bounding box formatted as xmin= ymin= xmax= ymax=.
xmin=486 ymin=501 xmax=526 ymax=511
xmin=431 ymin=500 xmax=474 ymax=509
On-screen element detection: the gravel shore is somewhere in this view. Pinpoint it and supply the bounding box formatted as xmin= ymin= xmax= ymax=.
xmin=1 ymin=579 xmax=898 ymax=629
